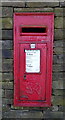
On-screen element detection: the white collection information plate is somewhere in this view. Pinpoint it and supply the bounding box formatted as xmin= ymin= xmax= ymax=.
xmin=25 ymin=50 xmax=40 ymax=73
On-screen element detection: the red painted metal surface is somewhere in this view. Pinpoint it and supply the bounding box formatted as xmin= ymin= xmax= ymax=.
xmin=14 ymin=13 xmax=54 ymax=107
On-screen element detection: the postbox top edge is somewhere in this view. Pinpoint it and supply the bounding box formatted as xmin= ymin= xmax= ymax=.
xmin=14 ymin=12 xmax=54 ymax=17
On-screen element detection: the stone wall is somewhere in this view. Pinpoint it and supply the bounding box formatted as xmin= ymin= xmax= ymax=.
xmin=1 ymin=1 xmax=65 ymax=119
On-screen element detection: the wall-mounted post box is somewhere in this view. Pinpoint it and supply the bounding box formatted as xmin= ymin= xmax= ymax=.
xmin=14 ymin=13 xmax=54 ymax=107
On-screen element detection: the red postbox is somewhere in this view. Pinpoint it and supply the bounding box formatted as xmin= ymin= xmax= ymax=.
xmin=14 ymin=13 xmax=54 ymax=107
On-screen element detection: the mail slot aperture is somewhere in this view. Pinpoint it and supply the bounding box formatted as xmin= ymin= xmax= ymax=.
xmin=22 ymin=27 xmax=47 ymax=33
xmin=20 ymin=26 xmax=47 ymax=36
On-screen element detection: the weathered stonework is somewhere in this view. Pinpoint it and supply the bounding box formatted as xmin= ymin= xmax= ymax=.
xmin=26 ymin=2 xmax=59 ymax=8
xmin=2 ymin=2 xmax=25 ymax=7
xmin=54 ymin=8 xmax=65 ymax=16
xmin=14 ymin=7 xmax=53 ymax=12
xmin=2 ymin=30 xmax=13 ymax=40
xmin=1 ymin=1 xmax=64 ymax=119
xmin=2 ymin=18 xmax=12 ymax=29
xmin=55 ymin=17 xmax=63 ymax=29
xmin=54 ymin=29 xmax=63 ymax=40
xmin=2 ymin=7 xmax=13 ymax=17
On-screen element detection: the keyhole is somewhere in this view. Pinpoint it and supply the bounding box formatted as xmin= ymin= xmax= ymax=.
xmin=24 ymin=74 xmax=26 ymax=80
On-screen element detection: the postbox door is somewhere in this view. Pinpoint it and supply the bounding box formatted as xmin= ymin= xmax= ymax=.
xmin=19 ymin=43 xmax=47 ymax=101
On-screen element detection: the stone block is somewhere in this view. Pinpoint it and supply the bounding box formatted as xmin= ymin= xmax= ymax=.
xmin=52 ymin=89 xmax=65 ymax=96
xmin=2 ymin=89 xmax=5 ymax=98
xmin=55 ymin=17 xmax=63 ymax=29
xmin=2 ymin=72 xmax=13 ymax=82
xmin=2 ymin=18 xmax=12 ymax=29
xmin=52 ymin=80 xmax=63 ymax=89
xmin=0 ymin=7 xmax=2 ymax=17
xmin=0 ymin=61 xmax=1 ymax=69
xmin=54 ymin=40 xmax=63 ymax=47
xmin=43 ymin=111 xmax=63 ymax=118
xmin=2 ymin=82 xmax=13 ymax=90
xmin=2 ymin=7 xmax=13 ymax=17
xmin=54 ymin=8 xmax=64 ymax=16
xmin=2 ymin=60 xmax=13 ymax=72
xmin=0 ymin=18 xmax=2 ymax=29
xmin=2 ymin=110 xmax=43 ymax=118
xmin=5 ymin=90 xmax=13 ymax=99
xmin=60 ymin=2 xmax=65 ymax=7
xmin=26 ymin=2 xmax=59 ymax=8
xmin=54 ymin=29 xmax=63 ymax=40
xmin=0 ymin=41 xmax=2 ymax=49
xmin=52 ymin=96 xmax=65 ymax=106
xmin=53 ymin=54 xmax=63 ymax=64
xmin=0 ymin=30 xmax=1 ymax=36
xmin=63 ymin=29 xmax=65 ymax=38
xmin=2 ymin=30 xmax=13 ymax=40
xmin=52 ymin=89 xmax=64 ymax=96
xmin=14 ymin=7 xmax=53 ymax=12
xmin=63 ymin=17 xmax=65 ymax=28
xmin=2 ymin=49 xmax=13 ymax=58
xmin=2 ymin=98 xmax=13 ymax=105
xmin=2 ymin=2 xmax=25 ymax=7
xmin=63 ymin=8 xmax=65 ymax=17
xmin=2 ymin=103 xmax=11 ymax=113
xmin=51 ymin=106 xmax=58 ymax=112
xmin=52 ymin=72 xmax=63 ymax=81
xmin=3 ymin=58 xmax=13 ymax=63
xmin=0 ymin=73 xmax=2 ymax=82
xmin=54 ymin=47 xmax=63 ymax=54
xmin=58 ymin=106 xmax=64 ymax=112
xmin=53 ymin=64 xmax=63 ymax=72
xmin=2 ymin=40 xmax=13 ymax=49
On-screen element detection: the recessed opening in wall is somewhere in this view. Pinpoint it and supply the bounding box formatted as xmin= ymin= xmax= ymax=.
xmin=21 ymin=27 xmax=47 ymax=33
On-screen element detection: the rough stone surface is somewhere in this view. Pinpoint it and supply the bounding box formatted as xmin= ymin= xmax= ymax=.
xmin=2 ymin=98 xmax=13 ymax=105
xmin=63 ymin=17 xmax=65 ymax=28
xmin=54 ymin=40 xmax=63 ymax=47
xmin=55 ymin=17 xmax=63 ymax=29
xmin=60 ymin=2 xmax=65 ymax=7
xmin=2 ymin=49 xmax=13 ymax=58
xmin=54 ymin=8 xmax=65 ymax=16
xmin=2 ymin=89 xmax=5 ymax=98
xmin=2 ymin=82 xmax=13 ymax=90
xmin=53 ymin=89 xmax=64 ymax=96
xmin=53 ymin=64 xmax=63 ymax=72
xmin=52 ymin=72 xmax=63 ymax=81
xmin=2 ymin=7 xmax=13 ymax=17
xmin=2 ymin=110 xmax=43 ymax=118
xmin=2 ymin=61 xmax=13 ymax=72
xmin=53 ymin=54 xmax=63 ymax=64
xmin=0 ymin=73 xmax=2 ymax=82
xmin=53 ymin=80 xmax=63 ymax=89
xmin=43 ymin=111 xmax=63 ymax=118
xmin=0 ymin=7 xmax=2 ymax=17
xmin=54 ymin=29 xmax=63 ymax=40
xmin=52 ymin=96 xmax=65 ymax=106
xmin=63 ymin=29 xmax=65 ymax=38
xmin=0 ymin=41 xmax=2 ymax=49
xmin=14 ymin=7 xmax=53 ymax=12
xmin=26 ymin=2 xmax=59 ymax=8
xmin=2 ymin=18 xmax=12 ymax=29
xmin=4 ymin=90 xmax=13 ymax=99
xmin=2 ymin=30 xmax=13 ymax=40
xmin=2 ymin=2 xmax=25 ymax=7
xmin=54 ymin=47 xmax=63 ymax=54
xmin=0 ymin=30 xmax=2 ymax=39
xmin=2 ymin=72 xmax=13 ymax=82
xmin=2 ymin=40 xmax=13 ymax=49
